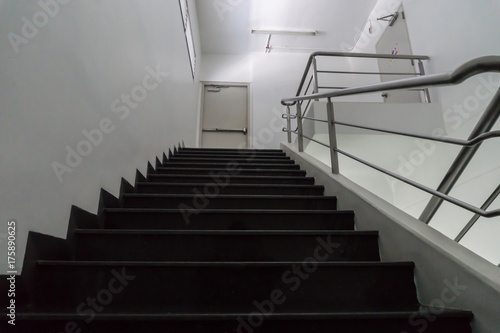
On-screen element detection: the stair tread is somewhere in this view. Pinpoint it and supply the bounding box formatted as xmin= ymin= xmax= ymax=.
xmin=10 ymin=309 xmax=474 ymax=320
xmin=180 ymin=148 xmax=283 ymax=152
xmin=75 ymin=229 xmax=375 ymax=235
xmin=148 ymin=174 xmax=314 ymax=179
xmin=137 ymin=182 xmax=323 ymax=189
xmin=155 ymin=167 xmax=305 ymax=172
xmin=123 ymin=194 xmax=334 ymax=199
xmin=37 ymin=260 xmax=413 ymax=267
xmin=104 ymin=208 xmax=351 ymax=213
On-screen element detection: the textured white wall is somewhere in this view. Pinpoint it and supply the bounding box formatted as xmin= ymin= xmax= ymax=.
xmin=0 ymin=0 xmax=202 ymax=273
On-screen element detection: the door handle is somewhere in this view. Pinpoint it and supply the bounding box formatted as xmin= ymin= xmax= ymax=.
xmin=203 ymin=128 xmax=248 ymax=135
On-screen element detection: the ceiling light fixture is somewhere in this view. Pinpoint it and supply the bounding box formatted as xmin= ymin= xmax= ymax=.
xmin=251 ymin=29 xmax=317 ymax=53
xmin=251 ymin=29 xmax=317 ymax=36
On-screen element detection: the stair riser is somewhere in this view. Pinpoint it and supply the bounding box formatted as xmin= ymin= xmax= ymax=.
xmin=75 ymin=233 xmax=380 ymax=261
xmin=103 ymin=211 xmax=354 ymax=230
xmin=147 ymin=176 xmax=315 ymax=185
xmin=35 ymin=264 xmax=418 ymax=312
xmin=159 ymin=164 xmax=300 ymax=170
xmin=121 ymin=196 xmax=337 ymax=210
xmin=4 ymin=317 xmax=473 ymax=333
xmin=179 ymin=148 xmax=284 ymax=154
xmin=173 ymin=153 xmax=290 ymax=160
xmin=168 ymin=158 xmax=294 ymax=164
xmin=152 ymin=169 xmax=306 ymax=176
xmin=135 ymin=184 xmax=324 ymax=195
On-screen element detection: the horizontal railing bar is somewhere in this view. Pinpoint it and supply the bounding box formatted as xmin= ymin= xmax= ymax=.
xmin=311 ymin=51 xmax=430 ymax=60
xmin=282 ymin=56 xmax=500 ymax=104
xmin=317 ymin=70 xmax=421 ymax=76
xmin=302 ymin=116 xmax=329 ymax=123
xmin=333 ymin=121 xmax=500 ymax=147
xmin=318 ymin=86 xmax=348 ymax=90
xmin=302 ymin=134 xmax=330 ymax=148
xmin=455 ymin=184 xmax=500 ymax=242
xmin=291 ymin=51 xmax=431 ymax=105
xmin=335 ymin=148 xmax=500 ymax=218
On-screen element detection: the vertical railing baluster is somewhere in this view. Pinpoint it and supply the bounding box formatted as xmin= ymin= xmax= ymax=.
xmin=296 ymin=102 xmax=304 ymax=152
xmin=312 ymin=56 xmax=319 ymax=101
xmin=286 ymin=105 xmax=292 ymax=143
xmin=326 ymin=98 xmax=340 ymax=174
xmin=418 ymin=60 xmax=431 ymax=103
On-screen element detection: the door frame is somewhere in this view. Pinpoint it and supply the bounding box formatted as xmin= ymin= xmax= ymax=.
xmin=198 ymin=81 xmax=252 ymax=148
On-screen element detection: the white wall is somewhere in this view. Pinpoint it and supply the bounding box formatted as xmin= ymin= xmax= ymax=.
xmin=0 ymin=0 xmax=202 ymax=273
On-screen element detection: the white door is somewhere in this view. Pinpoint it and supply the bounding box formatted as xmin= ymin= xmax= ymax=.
xmin=201 ymin=84 xmax=249 ymax=148
xmin=375 ymin=5 xmax=422 ymax=103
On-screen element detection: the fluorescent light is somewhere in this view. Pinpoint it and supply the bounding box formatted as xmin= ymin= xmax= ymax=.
xmin=251 ymin=29 xmax=316 ymax=36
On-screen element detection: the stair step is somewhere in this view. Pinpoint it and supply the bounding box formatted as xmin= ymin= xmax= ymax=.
xmin=103 ymin=209 xmax=355 ymax=230
xmin=34 ymin=261 xmax=419 ymax=312
xmin=159 ymin=163 xmax=300 ymax=170
xmin=180 ymin=148 xmax=284 ymax=154
xmin=173 ymin=153 xmax=290 ymax=160
xmin=147 ymin=174 xmax=315 ymax=185
xmin=5 ymin=310 xmax=473 ymax=333
xmin=135 ymin=183 xmax=324 ymax=195
xmin=152 ymin=168 xmax=306 ymax=177
xmin=168 ymin=157 xmax=294 ymax=164
xmin=121 ymin=194 xmax=337 ymax=210
xmin=75 ymin=230 xmax=380 ymax=261
xmin=0 ymin=310 xmax=473 ymax=333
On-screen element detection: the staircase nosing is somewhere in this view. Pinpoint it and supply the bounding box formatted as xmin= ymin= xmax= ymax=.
xmin=136 ymin=182 xmax=323 ymax=189
xmin=75 ymin=229 xmax=377 ymax=236
xmin=37 ymin=260 xmax=415 ymax=267
xmin=12 ymin=310 xmax=474 ymax=320
xmin=103 ymin=208 xmax=353 ymax=214
xmin=122 ymin=194 xmax=335 ymax=199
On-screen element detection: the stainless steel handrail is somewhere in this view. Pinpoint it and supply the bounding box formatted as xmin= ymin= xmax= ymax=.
xmin=282 ymin=55 xmax=500 ymax=230
xmin=288 ymin=51 xmax=431 ymax=107
xmin=283 ymin=56 xmax=500 ymax=104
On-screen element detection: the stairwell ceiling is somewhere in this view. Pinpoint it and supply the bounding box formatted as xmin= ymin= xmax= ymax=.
xmin=195 ymin=0 xmax=378 ymax=54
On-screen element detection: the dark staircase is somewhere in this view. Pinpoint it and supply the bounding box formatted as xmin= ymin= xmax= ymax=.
xmin=1 ymin=147 xmax=473 ymax=332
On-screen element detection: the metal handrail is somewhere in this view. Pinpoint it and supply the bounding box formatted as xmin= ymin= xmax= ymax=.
xmin=283 ymin=56 xmax=500 ymax=104
xmin=286 ymin=51 xmax=431 ymax=106
xmin=282 ymin=55 xmax=500 ymax=228
xmin=330 ymin=121 xmax=500 ymax=147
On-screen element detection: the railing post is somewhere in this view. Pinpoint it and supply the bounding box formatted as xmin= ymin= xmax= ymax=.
xmin=418 ymin=60 xmax=431 ymax=103
xmin=326 ymin=98 xmax=340 ymax=174
xmin=312 ymin=56 xmax=319 ymax=101
xmin=286 ymin=105 xmax=292 ymax=143
xmin=296 ymin=102 xmax=304 ymax=152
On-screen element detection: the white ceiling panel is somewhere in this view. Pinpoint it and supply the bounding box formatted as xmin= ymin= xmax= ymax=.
xmin=195 ymin=0 xmax=378 ymax=54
